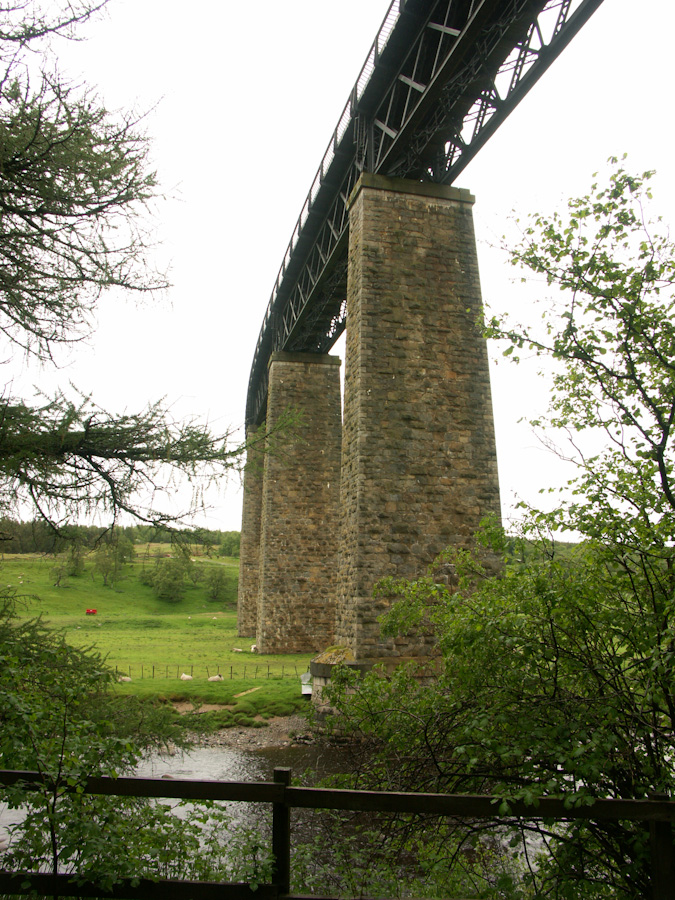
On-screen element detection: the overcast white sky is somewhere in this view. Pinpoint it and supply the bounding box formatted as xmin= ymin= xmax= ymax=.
xmin=12 ymin=0 xmax=675 ymax=530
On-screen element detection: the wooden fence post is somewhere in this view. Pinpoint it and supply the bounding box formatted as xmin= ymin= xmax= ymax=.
xmin=272 ymin=767 xmax=291 ymax=895
xmin=650 ymin=795 xmax=675 ymax=900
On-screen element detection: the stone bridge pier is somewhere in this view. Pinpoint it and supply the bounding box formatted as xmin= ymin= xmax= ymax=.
xmin=238 ymin=174 xmax=500 ymax=660
xmin=241 ymin=352 xmax=342 ymax=654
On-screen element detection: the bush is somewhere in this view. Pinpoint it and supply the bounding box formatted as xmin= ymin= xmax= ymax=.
xmin=150 ymin=558 xmax=187 ymax=603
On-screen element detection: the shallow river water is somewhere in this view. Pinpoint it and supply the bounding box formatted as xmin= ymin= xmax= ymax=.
xmin=0 ymin=730 xmax=349 ymax=845
xmin=135 ymin=740 xmax=345 ymax=782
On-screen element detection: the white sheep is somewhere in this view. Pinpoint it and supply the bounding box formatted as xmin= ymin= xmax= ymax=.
xmin=232 ymin=647 xmax=243 ymax=653
xmin=250 ymin=644 xmax=258 ymax=653
xmin=118 ymin=675 xmax=132 ymax=683
xmin=180 ymin=672 xmax=193 ymax=681
xmin=207 ymin=674 xmax=223 ymax=682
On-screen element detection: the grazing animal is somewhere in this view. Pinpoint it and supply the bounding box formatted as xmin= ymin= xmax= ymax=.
xmin=250 ymin=644 xmax=258 ymax=653
xmin=207 ymin=674 xmax=223 ymax=682
xmin=180 ymin=672 xmax=193 ymax=681
xmin=118 ymin=675 xmax=132 ymax=683
xmin=232 ymin=647 xmax=243 ymax=653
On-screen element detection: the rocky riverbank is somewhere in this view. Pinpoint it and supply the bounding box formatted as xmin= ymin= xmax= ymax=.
xmin=193 ymin=714 xmax=313 ymax=750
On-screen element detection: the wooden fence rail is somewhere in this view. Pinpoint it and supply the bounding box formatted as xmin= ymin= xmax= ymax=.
xmin=1 ymin=768 xmax=674 ymax=899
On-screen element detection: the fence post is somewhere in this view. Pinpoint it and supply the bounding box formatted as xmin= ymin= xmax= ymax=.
xmin=272 ymin=767 xmax=291 ymax=895
xmin=650 ymin=794 xmax=675 ymax=899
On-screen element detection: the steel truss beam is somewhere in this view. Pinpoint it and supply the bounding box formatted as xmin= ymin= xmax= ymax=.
xmin=246 ymin=0 xmax=604 ymax=426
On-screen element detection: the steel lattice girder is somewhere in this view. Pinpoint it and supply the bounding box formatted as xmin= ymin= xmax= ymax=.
xmin=245 ymin=0 xmax=604 ymax=426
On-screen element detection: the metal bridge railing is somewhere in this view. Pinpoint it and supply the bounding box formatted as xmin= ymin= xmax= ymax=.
xmin=257 ymin=0 xmax=402 ymax=341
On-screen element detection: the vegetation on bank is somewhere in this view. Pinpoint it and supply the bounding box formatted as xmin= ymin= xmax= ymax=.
xmin=0 ymin=597 xmax=283 ymax=887
xmin=0 ymin=0 xmax=301 ymax=892
xmin=321 ymin=162 xmax=675 ymax=899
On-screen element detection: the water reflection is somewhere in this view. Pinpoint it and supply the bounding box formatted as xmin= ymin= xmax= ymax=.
xmin=135 ymin=740 xmax=348 ymax=783
xmin=0 ymin=739 xmax=350 ymax=848
xmin=135 ymin=746 xmax=267 ymax=783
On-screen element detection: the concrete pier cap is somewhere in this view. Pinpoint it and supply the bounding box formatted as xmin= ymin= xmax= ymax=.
xmin=348 ymin=171 xmax=476 ymax=207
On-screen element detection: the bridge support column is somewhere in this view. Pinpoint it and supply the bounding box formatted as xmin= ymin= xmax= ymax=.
xmin=257 ymin=352 xmax=342 ymax=654
xmin=237 ymin=425 xmax=264 ymax=637
xmin=336 ymin=174 xmax=500 ymax=659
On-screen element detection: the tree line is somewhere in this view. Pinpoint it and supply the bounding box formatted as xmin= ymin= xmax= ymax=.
xmin=0 ymin=518 xmax=240 ymax=557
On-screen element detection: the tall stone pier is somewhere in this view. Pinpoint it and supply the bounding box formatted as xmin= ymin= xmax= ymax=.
xmin=238 ymin=174 xmax=500 ymax=661
xmin=334 ymin=174 xmax=500 ymax=659
xmin=237 ymin=425 xmax=263 ymax=637
xmin=255 ymin=352 xmax=342 ymax=654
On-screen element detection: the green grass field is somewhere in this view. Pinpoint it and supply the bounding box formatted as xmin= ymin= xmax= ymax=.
xmin=3 ymin=550 xmax=313 ymax=723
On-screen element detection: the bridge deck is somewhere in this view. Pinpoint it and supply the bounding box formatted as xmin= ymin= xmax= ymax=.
xmin=246 ymin=0 xmax=605 ymax=426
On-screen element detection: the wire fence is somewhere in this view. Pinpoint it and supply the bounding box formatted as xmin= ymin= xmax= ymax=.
xmin=114 ymin=663 xmax=309 ymax=681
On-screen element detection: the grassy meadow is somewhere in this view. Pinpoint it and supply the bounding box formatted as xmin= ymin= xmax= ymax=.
xmin=3 ymin=548 xmax=313 ymax=725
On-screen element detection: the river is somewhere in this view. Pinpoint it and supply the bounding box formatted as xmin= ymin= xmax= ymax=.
xmin=136 ymin=738 xmax=346 ymax=783
xmin=0 ymin=719 xmax=349 ymax=846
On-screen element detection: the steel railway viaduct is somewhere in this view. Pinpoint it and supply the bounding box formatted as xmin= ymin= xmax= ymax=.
xmin=238 ymin=0 xmax=604 ymax=659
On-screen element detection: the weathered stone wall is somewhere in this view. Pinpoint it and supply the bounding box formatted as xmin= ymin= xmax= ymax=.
xmin=237 ymin=425 xmax=264 ymax=637
xmin=335 ymin=174 xmax=501 ymax=659
xmin=257 ymin=352 xmax=342 ymax=654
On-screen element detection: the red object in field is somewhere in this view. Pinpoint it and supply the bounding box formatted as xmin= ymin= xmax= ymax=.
xmin=85 ymin=609 xmax=97 ymax=615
